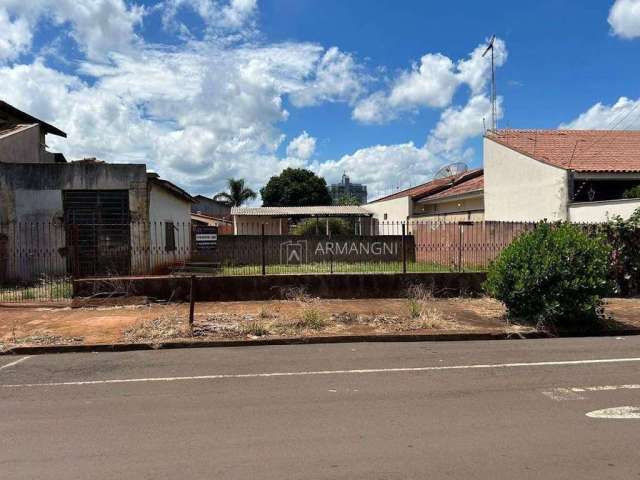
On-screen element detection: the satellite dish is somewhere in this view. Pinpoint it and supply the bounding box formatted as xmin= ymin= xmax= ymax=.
xmin=433 ymin=162 xmax=468 ymax=180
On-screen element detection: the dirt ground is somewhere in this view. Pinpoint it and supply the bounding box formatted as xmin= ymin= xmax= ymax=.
xmin=1 ymin=297 xmax=639 ymax=349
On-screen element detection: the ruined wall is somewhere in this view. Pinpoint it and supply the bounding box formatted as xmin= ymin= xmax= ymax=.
xmin=0 ymin=162 xmax=150 ymax=280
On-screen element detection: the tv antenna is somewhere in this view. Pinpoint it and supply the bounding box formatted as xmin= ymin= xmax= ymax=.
xmin=433 ymin=162 xmax=468 ymax=180
xmin=482 ymin=35 xmax=497 ymax=131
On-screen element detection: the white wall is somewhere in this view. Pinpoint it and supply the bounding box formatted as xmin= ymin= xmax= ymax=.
xmin=364 ymin=196 xmax=410 ymax=233
xmin=569 ymin=198 xmax=640 ymax=223
xmin=234 ymin=216 xmax=286 ymax=235
xmin=484 ymin=138 xmax=569 ymax=221
xmin=148 ymin=183 xmax=192 ymax=270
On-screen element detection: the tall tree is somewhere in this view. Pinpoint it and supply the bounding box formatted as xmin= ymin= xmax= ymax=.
xmin=213 ymin=178 xmax=257 ymax=207
xmin=260 ymin=168 xmax=332 ymax=207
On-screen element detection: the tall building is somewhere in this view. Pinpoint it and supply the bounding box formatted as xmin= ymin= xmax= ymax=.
xmin=329 ymin=173 xmax=367 ymax=205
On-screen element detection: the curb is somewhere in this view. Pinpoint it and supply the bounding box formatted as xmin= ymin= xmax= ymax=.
xmin=2 ymin=328 xmax=640 ymax=356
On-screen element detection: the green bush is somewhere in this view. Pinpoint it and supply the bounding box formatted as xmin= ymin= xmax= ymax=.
xmin=588 ymin=209 xmax=640 ymax=296
xmin=292 ymin=218 xmax=352 ymax=236
xmin=484 ymin=223 xmax=612 ymax=329
xmin=623 ymin=185 xmax=640 ymax=199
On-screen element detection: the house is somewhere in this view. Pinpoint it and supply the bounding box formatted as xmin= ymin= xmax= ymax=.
xmin=0 ymin=100 xmax=67 ymax=164
xmin=329 ymin=173 xmax=368 ymax=205
xmin=484 ymin=130 xmax=640 ymax=222
xmin=0 ymin=101 xmax=193 ymax=280
xmin=230 ymin=206 xmax=373 ymax=235
xmin=365 ymin=169 xmax=485 ymax=224
xmin=191 ymin=211 xmax=234 ymax=235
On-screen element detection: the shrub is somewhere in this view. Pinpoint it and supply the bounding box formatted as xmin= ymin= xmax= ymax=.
xmin=587 ymin=208 xmax=640 ymax=296
xmin=623 ymin=185 xmax=640 ymax=199
xmin=292 ymin=218 xmax=352 ymax=236
xmin=484 ymin=223 xmax=612 ymax=329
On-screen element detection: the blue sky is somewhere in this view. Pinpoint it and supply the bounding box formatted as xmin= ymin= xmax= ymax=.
xmin=1 ymin=0 xmax=639 ymax=200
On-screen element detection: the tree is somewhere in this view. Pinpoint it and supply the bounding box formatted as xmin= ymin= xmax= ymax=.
xmin=334 ymin=193 xmax=360 ymax=206
xmin=260 ymin=168 xmax=332 ymax=207
xmin=213 ymin=178 xmax=257 ymax=207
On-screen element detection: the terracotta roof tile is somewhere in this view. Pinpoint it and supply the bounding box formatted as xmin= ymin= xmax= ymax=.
xmin=486 ymin=129 xmax=640 ymax=172
xmin=425 ymin=174 xmax=484 ymax=200
xmin=368 ymin=168 xmax=483 ymax=203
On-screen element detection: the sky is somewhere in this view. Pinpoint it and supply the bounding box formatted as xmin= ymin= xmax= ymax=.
xmin=0 ymin=0 xmax=639 ymax=202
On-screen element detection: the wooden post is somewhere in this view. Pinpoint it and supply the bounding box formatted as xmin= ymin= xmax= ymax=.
xmin=189 ymin=275 xmax=196 ymax=331
xmin=261 ymin=223 xmax=266 ymax=276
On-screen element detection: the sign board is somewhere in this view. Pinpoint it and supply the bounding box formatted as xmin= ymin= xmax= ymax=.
xmin=194 ymin=225 xmax=218 ymax=250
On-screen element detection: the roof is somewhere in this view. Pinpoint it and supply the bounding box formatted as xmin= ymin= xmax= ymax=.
xmin=148 ymin=174 xmax=194 ymax=203
xmin=231 ymin=206 xmax=372 ymax=217
xmin=421 ymin=173 xmax=484 ymax=201
xmin=191 ymin=212 xmax=233 ymax=223
xmin=0 ymin=123 xmax=39 ymax=139
xmin=368 ymin=168 xmax=483 ymax=204
xmin=0 ymin=101 xmax=67 ymax=138
xmin=486 ymin=129 xmax=640 ymax=173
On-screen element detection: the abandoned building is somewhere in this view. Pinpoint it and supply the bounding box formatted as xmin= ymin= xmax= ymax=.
xmin=0 ymin=101 xmax=193 ymax=281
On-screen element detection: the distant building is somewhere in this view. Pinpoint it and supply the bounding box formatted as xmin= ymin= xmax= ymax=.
xmin=329 ymin=173 xmax=367 ymax=205
xmin=191 ymin=195 xmax=232 ymax=218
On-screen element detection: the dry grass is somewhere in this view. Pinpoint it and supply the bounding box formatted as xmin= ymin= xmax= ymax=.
xmin=8 ymin=331 xmax=83 ymax=346
xmin=123 ymin=313 xmax=191 ymax=342
xmin=417 ymin=307 xmax=457 ymax=330
xmin=242 ymin=319 xmax=270 ymax=337
xmin=294 ymin=307 xmax=329 ymax=330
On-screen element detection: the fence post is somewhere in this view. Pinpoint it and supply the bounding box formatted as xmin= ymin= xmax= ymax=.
xmin=401 ymin=223 xmax=407 ymax=274
xmin=261 ymin=223 xmax=266 ymax=276
xmin=189 ymin=274 xmax=196 ymax=332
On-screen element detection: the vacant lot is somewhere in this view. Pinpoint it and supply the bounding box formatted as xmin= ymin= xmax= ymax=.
xmin=2 ymin=297 xmax=639 ymax=350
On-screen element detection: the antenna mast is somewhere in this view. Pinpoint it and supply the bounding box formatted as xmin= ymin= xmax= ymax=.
xmin=482 ymin=35 xmax=497 ymax=131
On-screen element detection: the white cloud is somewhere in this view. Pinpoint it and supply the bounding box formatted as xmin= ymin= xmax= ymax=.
xmin=162 ymin=0 xmax=258 ymax=34
xmin=353 ymin=37 xmax=506 ymax=125
xmin=559 ymin=96 xmax=640 ymax=129
xmin=314 ymin=142 xmax=440 ymax=200
xmin=608 ymin=0 xmax=640 ymax=39
xmin=387 ymin=53 xmax=459 ymax=110
xmin=288 ymin=47 xmax=367 ymax=107
xmin=0 ymin=0 xmax=144 ymax=60
xmin=286 ymin=131 xmax=316 ymax=160
xmin=0 ymin=9 xmax=31 ymax=61
xmin=428 ymin=94 xmax=501 ymax=154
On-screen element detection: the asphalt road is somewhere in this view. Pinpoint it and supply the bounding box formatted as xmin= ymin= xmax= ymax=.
xmin=1 ymin=337 xmax=640 ymax=479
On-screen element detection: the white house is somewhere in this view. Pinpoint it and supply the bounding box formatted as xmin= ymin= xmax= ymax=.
xmin=484 ymin=130 xmax=640 ymax=223
xmin=365 ymin=169 xmax=485 ymax=224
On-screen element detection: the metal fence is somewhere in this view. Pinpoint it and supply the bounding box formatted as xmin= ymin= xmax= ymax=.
xmin=0 ymin=219 xmax=537 ymax=303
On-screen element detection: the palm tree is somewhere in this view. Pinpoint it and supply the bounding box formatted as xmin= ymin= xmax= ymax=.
xmin=213 ymin=178 xmax=257 ymax=207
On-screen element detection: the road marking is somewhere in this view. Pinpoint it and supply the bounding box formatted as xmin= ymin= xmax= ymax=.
xmin=542 ymin=388 xmax=586 ymax=401
xmin=543 ymin=384 xmax=640 ymax=401
xmin=2 ymin=356 xmax=640 ymax=389
xmin=0 ymin=356 xmax=31 ymax=371
xmin=586 ymin=406 xmax=640 ymax=419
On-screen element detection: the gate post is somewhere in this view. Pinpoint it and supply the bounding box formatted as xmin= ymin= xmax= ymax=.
xmin=261 ymin=223 xmax=266 ymax=276
xmin=401 ymin=223 xmax=407 ymax=274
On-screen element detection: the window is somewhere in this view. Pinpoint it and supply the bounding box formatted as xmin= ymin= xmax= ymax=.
xmin=383 ymin=213 xmax=388 ymax=220
xmin=165 ymin=222 xmax=176 ymax=252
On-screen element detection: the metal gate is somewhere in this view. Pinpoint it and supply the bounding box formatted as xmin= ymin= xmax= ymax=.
xmin=63 ymin=190 xmax=131 ymax=277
